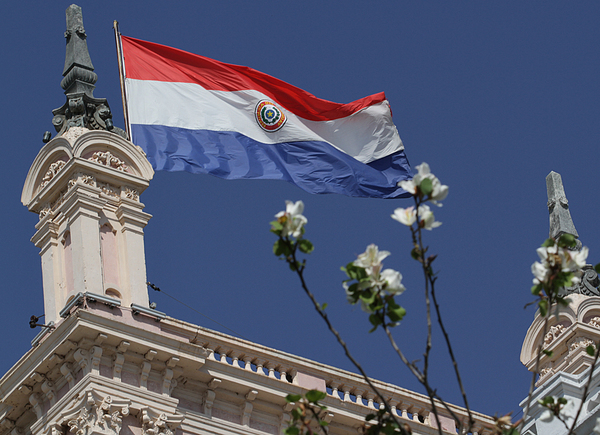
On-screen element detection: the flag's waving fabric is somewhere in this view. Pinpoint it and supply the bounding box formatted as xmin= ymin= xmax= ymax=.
xmin=121 ymin=36 xmax=412 ymax=198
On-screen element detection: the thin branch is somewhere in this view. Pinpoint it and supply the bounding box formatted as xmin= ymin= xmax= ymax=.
xmin=284 ymin=237 xmax=409 ymax=435
xmin=383 ymin=323 xmax=465 ymax=435
xmin=429 ymin=277 xmax=474 ymax=432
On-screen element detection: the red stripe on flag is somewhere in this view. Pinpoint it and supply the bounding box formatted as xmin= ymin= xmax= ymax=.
xmin=121 ymin=36 xmax=387 ymax=122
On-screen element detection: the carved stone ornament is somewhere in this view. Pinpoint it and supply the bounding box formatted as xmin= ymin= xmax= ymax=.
xmin=539 ymin=366 xmax=553 ymax=378
xmin=81 ymin=174 xmax=96 ymax=186
xmin=62 ymin=390 xmax=131 ymax=435
xmin=140 ymin=408 xmax=184 ymax=435
xmin=41 ymin=161 xmax=67 ymax=188
xmin=589 ymin=317 xmax=600 ymax=328
xmin=39 ymin=205 xmax=52 ymax=219
xmin=568 ymin=336 xmax=594 ymax=354
xmin=124 ymin=187 xmax=139 ymax=201
xmin=544 ymin=324 xmax=566 ymax=346
xmin=89 ymin=151 xmax=128 ymax=172
xmin=98 ymin=182 xmax=119 ymax=198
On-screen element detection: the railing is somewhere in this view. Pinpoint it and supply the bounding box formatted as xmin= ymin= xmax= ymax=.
xmin=166 ymin=318 xmax=496 ymax=435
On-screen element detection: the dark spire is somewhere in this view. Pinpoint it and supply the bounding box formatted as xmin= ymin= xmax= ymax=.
xmin=546 ymin=171 xmax=600 ymax=296
xmin=546 ymin=171 xmax=579 ymax=241
xmin=61 ymin=4 xmax=97 ymax=97
xmin=45 ymin=5 xmax=126 ymax=141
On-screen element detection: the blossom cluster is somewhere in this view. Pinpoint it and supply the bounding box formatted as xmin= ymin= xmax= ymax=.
xmin=398 ymin=162 xmax=448 ymax=205
xmin=272 ymin=200 xmax=307 ymax=238
xmin=393 ymin=162 xmax=447 ymax=230
xmin=343 ymin=244 xmax=406 ymax=328
xmin=531 ymin=236 xmax=588 ymax=289
xmin=352 ymin=244 xmax=406 ymax=296
xmin=391 ymin=204 xmax=441 ymax=230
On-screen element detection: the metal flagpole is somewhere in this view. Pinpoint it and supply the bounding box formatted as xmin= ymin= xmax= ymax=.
xmin=113 ymin=20 xmax=131 ymax=141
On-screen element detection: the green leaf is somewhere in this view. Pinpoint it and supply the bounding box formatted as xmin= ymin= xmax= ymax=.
xmin=542 ymin=350 xmax=553 ymax=357
xmin=387 ymin=305 xmax=406 ymax=322
xmin=411 ymin=247 xmax=420 ymax=260
xmin=365 ymin=414 xmax=376 ymax=421
xmin=274 ymin=240 xmax=293 ymax=257
xmin=321 ymin=303 xmax=328 ymax=310
xmin=539 ymin=396 xmax=555 ymax=405
xmin=298 ymin=239 xmax=314 ymax=254
xmin=273 ymin=240 xmax=282 ymax=256
xmin=359 ymin=290 xmax=376 ymax=305
xmin=542 ymin=238 xmax=556 ymax=247
xmin=319 ymin=420 xmax=329 ymax=426
xmin=368 ymin=313 xmax=382 ymax=330
xmin=270 ymin=220 xmax=283 ymax=233
xmin=306 ymin=390 xmax=327 ymax=403
xmin=558 ymin=233 xmax=576 ymax=248
xmin=420 ymin=177 xmax=433 ymax=196
xmin=531 ymin=284 xmax=542 ymax=296
xmin=284 ymin=426 xmax=300 ymax=435
xmin=539 ymin=300 xmax=548 ymax=317
xmin=286 ymin=394 xmax=302 ymax=403
xmin=587 ymin=345 xmax=596 ymax=356
xmin=558 ymin=397 xmax=568 ymax=405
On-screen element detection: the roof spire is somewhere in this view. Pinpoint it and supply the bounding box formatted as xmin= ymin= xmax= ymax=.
xmin=46 ymin=5 xmax=126 ymax=142
xmin=61 ymin=4 xmax=97 ymax=96
xmin=546 ymin=171 xmax=579 ymax=241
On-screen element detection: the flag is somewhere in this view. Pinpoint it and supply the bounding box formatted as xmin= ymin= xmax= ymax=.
xmin=121 ymin=36 xmax=412 ymax=198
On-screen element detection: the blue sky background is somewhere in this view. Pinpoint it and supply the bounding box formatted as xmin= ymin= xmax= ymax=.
xmin=2 ymin=0 xmax=600 ymax=422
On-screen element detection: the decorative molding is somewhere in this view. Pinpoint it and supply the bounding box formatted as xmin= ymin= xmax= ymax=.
xmin=568 ymin=336 xmax=594 ymax=354
xmin=81 ymin=174 xmax=96 ymax=187
xmin=97 ymin=182 xmax=119 ymax=198
xmin=88 ymin=151 xmax=128 ymax=172
xmin=41 ymin=161 xmax=67 ymax=188
xmin=124 ymin=187 xmax=139 ymax=201
xmin=589 ymin=316 xmax=600 ymax=328
xmin=61 ymin=363 xmax=75 ymax=388
xmin=242 ymin=390 xmax=258 ymax=426
xmin=544 ymin=324 xmax=566 ymax=346
xmin=139 ymin=408 xmax=184 ymax=435
xmin=63 ymin=391 xmax=131 ymax=435
xmin=39 ymin=205 xmax=52 ymax=220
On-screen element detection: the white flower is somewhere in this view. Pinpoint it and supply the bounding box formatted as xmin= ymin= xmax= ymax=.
xmin=418 ymin=204 xmax=442 ymax=230
xmin=354 ymin=244 xmax=390 ymax=271
xmin=398 ymin=179 xmax=416 ymax=195
xmin=391 ymin=206 xmax=417 ymax=226
xmin=531 ymin=261 xmax=550 ymax=285
xmin=380 ymin=269 xmax=405 ymax=295
xmin=275 ymin=200 xmax=307 ymax=238
xmin=531 ymin=243 xmax=588 ymax=286
xmin=398 ymin=162 xmax=449 ymax=206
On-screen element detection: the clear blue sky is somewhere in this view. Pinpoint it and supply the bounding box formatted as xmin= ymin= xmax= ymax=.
xmin=2 ymin=0 xmax=600 ymax=420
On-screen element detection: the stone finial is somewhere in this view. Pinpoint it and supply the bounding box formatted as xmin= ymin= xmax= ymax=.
xmin=62 ymin=4 xmax=97 ymax=96
xmin=546 ymin=171 xmax=579 ymax=240
xmin=48 ymin=5 xmax=127 ymax=140
xmin=546 ymin=172 xmax=600 ymax=297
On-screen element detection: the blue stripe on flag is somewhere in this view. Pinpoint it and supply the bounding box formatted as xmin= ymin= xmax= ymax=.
xmin=132 ymin=124 xmax=412 ymax=199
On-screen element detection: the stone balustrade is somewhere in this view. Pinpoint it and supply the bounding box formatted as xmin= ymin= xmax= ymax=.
xmin=175 ymin=319 xmax=495 ymax=435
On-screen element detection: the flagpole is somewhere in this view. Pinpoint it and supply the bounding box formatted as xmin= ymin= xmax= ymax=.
xmin=113 ymin=20 xmax=131 ymax=141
